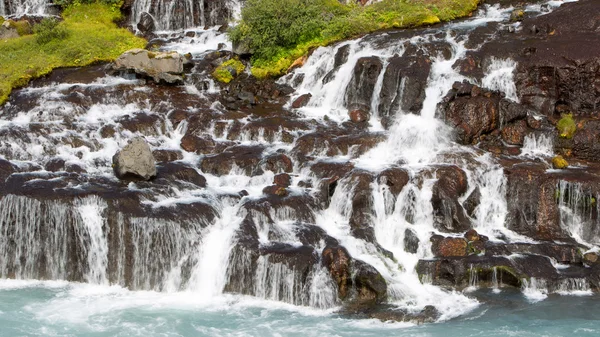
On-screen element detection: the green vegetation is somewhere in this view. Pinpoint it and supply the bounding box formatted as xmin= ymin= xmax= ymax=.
xmin=557 ymin=113 xmax=577 ymax=139
xmin=54 ymin=0 xmax=123 ymax=10
xmin=0 ymin=3 xmax=146 ymax=105
xmin=552 ymin=155 xmax=569 ymax=169
xmin=8 ymin=20 xmax=33 ymax=36
xmin=34 ymin=18 xmax=69 ymax=44
xmin=212 ymin=58 xmax=246 ymax=83
xmin=230 ymin=0 xmax=480 ymax=78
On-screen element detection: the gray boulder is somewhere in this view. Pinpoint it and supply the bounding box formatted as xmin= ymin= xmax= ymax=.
xmin=113 ymin=49 xmax=185 ymax=84
xmin=112 ymin=137 xmax=157 ymax=180
xmin=0 ymin=21 xmax=19 ymax=40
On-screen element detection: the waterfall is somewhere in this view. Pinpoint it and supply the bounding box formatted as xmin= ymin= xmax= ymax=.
xmin=481 ymin=58 xmax=518 ymax=102
xmin=556 ymin=278 xmax=592 ymax=296
xmin=186 ymin=204 xmax=242 ymax=297
xmin=521 ymin=277 xmax=548 ymax=302
xmin=75 ymin=196 xmax=109 ymax=285
xmin=491 ymin=267 xmax=501 ymax=293
xmin=4 ymin=0 xmax=49 ymax=16
xmin=130 ymin=0 xmax=243 ymax=31
xmin=521 ymin=133 xmax=554 ymax=157
xmin=0 ymin=0 xmax=591 ymax=328
xmin=557 ymin=181 xmax=600 ymax=246
xmin=466 ymin=264 xmax=479 ymax=291
xmin=0 ymin=195 xmax=72 ymax=280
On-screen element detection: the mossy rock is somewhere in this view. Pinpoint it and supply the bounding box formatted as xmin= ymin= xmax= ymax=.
xmin=8 ymin=20 xmax=32 ymax=36
xmin=557 ymin=113 xmax=577 ymax=139
xmin=0 ymin=17 xmax=5 ymax=25
xmin=552 ymin=155 xmax=569 ymax=169
xmin=212 ymin=58 xmax=245 ymax=84
xmin=510 ymin=9 xmax=525 ymax=22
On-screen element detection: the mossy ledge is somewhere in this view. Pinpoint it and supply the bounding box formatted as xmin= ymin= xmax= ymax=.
xmin=0 ymin=3 xmax=146 ymax=105
xmin=212 ymin=59 xmax=246 ymax=83
xmin=230 ymin=0 xmax=481 ymax=78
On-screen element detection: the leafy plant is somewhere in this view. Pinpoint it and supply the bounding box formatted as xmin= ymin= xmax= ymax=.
xmin=34 ymin=18 xmax=69 ymax=44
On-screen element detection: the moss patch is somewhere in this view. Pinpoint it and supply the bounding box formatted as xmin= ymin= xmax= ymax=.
xmin=552 ymin=155 xmax=569 ymax=169
xmin=0 ymin=3 xmax=146 ymax=105
xmin=212 ymin=58 xmax=246 ymax=83
xmin=8 ymin=20 xmax=33 ymax=36
xmin=231 ymin=0 xmax=480 ymax=78
xmin=557 ymin=113 xmax=577 ymax=139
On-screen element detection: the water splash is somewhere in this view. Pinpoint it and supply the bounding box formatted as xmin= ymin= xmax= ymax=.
xmin=521 ymin=277 xmax=548 ymax=302
xmin=521 ymin=133 xmax=554 ymax=157
xmin=481 ymin=58 xmax=518 ymax=102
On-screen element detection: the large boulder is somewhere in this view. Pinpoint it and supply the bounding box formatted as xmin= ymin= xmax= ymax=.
xmin=113 ymin=49 xmax=186 ymax=84
xmin=112 ymin=137 xmax=157 ymax=180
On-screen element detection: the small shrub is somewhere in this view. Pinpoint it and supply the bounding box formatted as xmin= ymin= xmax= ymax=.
xmin=212 ymin=59 xmax=245 ymax=83
xmin=34 ymin=18 xmax=69 ymax=44
xmin=552 ymin=155 xmax=569 ymax=169
xmin=557 ymin=114 xmax=577 ymax=139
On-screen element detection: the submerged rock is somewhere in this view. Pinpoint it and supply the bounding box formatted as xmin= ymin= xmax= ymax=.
xmin=112 ymin=137 xmax=157 ymax=180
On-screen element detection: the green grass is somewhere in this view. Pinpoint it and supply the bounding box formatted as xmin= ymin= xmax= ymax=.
xmin=0 ymin=3 xmax=146 ymax=105
xmin=231 ymin=0 xmax=480 ymax=78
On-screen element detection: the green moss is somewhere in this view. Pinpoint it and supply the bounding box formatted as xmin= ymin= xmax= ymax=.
xmin=0 ymin=17 xmax=5 ymax=25
xmin=557 ymin=114 xmax=577 ymax=139
xmin=232 ymin=0 xmax=481 ymax=78
xmin=552 ymin=155 xmax=569 ymax=169
xmin=0 ymin=3 xmax=146 ymax=105
xmin=8 ymin=20 xmax=33 ymax=36
xmin=212 ymin=58 xmax=245 ymax=83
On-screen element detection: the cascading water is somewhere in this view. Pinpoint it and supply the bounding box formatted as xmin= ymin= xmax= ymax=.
xmin=522 ymin=277 xmax=549 ymax=302
xmin=0 ymin=0 xmax=598 ymax=335
xmin=3 ymin=0 xmax=50 ymax=16
xmin=557 ymin=181 xmax=600 ymax=246
xmin=130 ymin=0 xmax=242 ymax=31
xmin=521 ymin=133 xmax=554 ymax=157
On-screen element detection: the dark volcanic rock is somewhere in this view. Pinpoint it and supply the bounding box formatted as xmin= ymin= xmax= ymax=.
xmin=378 ymin=53 xmax=431 ymax=127
xmin=344 ymin=57 xmax=383 ymax=110
xmin=430 ymin=165 xmax=471 ymax=233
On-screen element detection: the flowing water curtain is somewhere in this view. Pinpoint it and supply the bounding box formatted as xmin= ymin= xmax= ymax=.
xmin=6 ymin=0 xmax=49 ymax=16
xmin=130 ymin=0 xmax=242 ymax=31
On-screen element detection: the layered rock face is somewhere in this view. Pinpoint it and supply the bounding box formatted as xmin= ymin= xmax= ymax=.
xmin=1 ymin=0 xmax=600 ymax=324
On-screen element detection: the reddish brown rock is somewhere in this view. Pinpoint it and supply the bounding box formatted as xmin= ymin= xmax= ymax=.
xmin=349 ymin=108 xmax=370 ymax=123
xmin=432 ymin=236 xmax=468 ymax=257
xmin=291 ymin=93 xmax=312 ymax=109
xmin=274 ymin=173 xmax=291 ymax=187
